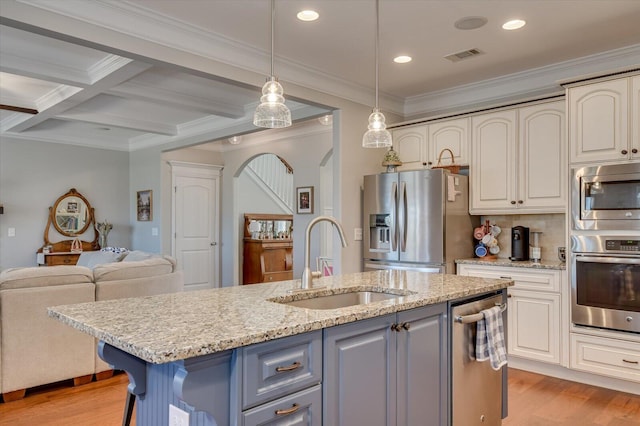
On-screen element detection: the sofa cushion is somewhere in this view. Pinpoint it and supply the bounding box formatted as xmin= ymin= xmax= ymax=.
xmin=76 ymin=250 xmax=126 ymax=269
xmin=122 ymin=250 xmax=158 ymax=262
xmin=92 ymin=257 xmax=175 ymax=282
xmin=0 ymin=266 xmax=93 ymax=290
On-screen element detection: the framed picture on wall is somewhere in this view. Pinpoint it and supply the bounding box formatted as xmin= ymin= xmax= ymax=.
xmin=296 ymin=186 xmax=314 ymax=214
xmin=136 ymin=190 xmax=153 ymax=221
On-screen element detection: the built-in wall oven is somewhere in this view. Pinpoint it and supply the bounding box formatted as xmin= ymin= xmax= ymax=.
xmin=572 ymin=163 xmax=640 ymax=231
xmin=571 ymin=235 xmax=640 ymax=333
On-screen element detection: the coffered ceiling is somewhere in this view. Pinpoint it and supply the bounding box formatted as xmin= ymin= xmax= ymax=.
xmin=1 ymin=0 xmax=640 ymax=151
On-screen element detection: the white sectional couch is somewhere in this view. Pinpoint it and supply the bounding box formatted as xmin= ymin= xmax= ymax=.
xmin=0 ymin=253 xmax=183 ymax=402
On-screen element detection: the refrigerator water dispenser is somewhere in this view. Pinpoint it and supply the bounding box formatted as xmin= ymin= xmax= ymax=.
xmin=369 ymin=214 xmax=391 ymax=252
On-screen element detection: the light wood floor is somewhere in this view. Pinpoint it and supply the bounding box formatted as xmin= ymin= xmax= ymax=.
xmin=1 ymin=369 xmax=639 ymax=425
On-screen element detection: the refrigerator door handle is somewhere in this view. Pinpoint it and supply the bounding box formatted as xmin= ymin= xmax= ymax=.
xmin=391 ymin=181 xmax=398 ymax=251
xmin=399 ymin=181 xmax=407 ymax=252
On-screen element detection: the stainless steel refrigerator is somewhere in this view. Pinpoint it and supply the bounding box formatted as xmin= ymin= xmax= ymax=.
xmin=363 ymin=169 xmax=477 ymax=274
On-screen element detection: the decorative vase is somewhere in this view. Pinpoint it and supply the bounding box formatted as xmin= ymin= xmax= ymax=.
xmin=95 ymin=220 xmax=113 ymax=249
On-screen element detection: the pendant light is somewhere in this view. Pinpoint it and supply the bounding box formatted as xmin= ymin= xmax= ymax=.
xmin=253 ymin=0 xmax=292 ymax=128
xmin=362 ymin=0 xmax=392 ymax=148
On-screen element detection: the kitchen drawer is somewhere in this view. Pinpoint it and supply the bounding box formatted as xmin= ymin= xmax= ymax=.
xmin=571 ymin=333 xmax=640 ymax=383
xmin=242 ymin=330 xmax=322 ymax=410
xmin=44 ymin=253 xmax=80 ymax=266
xmin=457 ymin=264 xmax=560 ymax=292
xmin=242 ymin=384 xmax=322 ymax=426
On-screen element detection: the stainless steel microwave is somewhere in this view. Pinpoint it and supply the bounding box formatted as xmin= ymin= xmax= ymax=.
xmin=572 ymin=163 xmax=640 ymax=231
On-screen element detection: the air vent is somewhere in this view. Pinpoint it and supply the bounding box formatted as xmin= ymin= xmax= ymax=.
xmin=444 ymin=48 xmax=484 ymax=63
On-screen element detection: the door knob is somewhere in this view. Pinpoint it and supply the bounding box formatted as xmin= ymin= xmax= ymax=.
xmin=210 ymin=242 xmax=217 ymax=246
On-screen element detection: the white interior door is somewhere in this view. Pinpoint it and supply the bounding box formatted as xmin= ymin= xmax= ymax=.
xmin=170 ymin=162 xmax=222 ymax=290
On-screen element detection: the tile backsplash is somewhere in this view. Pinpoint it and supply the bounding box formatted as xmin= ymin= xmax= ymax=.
xmin=479 ymin=214 xmax=566 ymax=262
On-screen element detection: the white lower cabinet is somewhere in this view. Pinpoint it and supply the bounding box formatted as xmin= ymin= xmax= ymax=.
xmin=457 ymin=264 xmax=562 ymax=365
xmin=508 ymin=289 xmax=561 ymax=364
xmin=570 ymin=333 xmax=640 ymax=384
xmin=322 ymin=304 xmax=447 ymax=426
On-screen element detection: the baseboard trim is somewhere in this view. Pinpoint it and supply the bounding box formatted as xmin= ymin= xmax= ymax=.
xmin=508 ymin=357 xmax=640 ymax=395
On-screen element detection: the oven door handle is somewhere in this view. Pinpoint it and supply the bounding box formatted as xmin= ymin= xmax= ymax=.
xmin=575 ymin=255 xmax=640 ymax=265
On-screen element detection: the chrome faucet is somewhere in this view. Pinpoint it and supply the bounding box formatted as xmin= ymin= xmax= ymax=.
xmin=300 ymin=216 xmax=348 ymax=290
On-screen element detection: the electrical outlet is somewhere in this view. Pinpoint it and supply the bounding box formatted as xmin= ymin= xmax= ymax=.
xmin=152 ymin=227 xmax=159 ymax=236
xmin=354 ymin=228 xmax=363 ymax=241
xmin=169 ymin=404 xmax=189 ymax=426
xmin=8 ymin=227 xmax=15 ymax=237
xmin=558 ymin=247 xmax=566 ymax=262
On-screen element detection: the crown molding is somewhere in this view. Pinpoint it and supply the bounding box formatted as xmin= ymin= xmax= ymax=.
xmin=404 ymin=44 xmax=640 ymax=119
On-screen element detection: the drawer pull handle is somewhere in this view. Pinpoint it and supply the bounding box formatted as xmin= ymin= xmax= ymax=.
xmin=499 ymin=276 xmax=512 ymax=280
xmin=622 ymin=359 xmax=639 ymax=365
xmin=275 ymin=403 xmax=300 ymax=416
xmin=275 ymin=361 xmax=301 ymax=372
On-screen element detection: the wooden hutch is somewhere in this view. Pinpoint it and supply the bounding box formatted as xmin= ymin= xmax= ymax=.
xmin=242 ymin=214 xmax=293 ymax=285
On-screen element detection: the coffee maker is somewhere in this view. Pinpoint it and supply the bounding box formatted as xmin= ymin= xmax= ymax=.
xmin=510 ymin=226 xmax=530 ymax=261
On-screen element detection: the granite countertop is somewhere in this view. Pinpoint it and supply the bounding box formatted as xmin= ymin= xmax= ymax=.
xmin=455 ymin=258 xmax=566 ymax=270
xmin=48 ymin=271 xmax=512 ymax=364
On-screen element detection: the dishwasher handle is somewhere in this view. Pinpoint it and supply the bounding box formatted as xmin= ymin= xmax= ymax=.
xmin=454 ymin=303 xmax=507 ymax=324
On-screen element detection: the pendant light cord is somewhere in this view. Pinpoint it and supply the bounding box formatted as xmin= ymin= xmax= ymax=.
xmin=270 ymin=0 xmax=275 ymax=77
xmin=375 ymin=0 xmax=380 ymax=109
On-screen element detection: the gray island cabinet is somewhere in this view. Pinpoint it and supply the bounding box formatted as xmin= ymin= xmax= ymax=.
xmin=48 ymin=271 xmax=512 ymax=426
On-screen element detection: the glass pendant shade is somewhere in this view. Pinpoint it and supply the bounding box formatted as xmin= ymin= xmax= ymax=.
xmin=253 ymin=77 xmax=292 ymax=128
xmin=253 ymin=0 xmax=292 ymax=129
xmin=362 ymin=0 xmax=392 ymax=148
xmin=362 ymin=108 xmax=392 ymax=148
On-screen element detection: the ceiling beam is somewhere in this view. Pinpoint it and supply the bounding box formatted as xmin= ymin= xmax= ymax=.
xmin=4 ymin=60 xmax=153 ymax=133
xmin=107 ymin=81 xmax=246 ymax=119
xmin=56 ymin=110 xmax=177 ymax=136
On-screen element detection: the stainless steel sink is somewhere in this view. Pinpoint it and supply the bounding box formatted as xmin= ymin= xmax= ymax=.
xmin=276 ymin=291 xmax=407 ymax=310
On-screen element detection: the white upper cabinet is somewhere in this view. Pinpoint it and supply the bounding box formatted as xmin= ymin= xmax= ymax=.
xmin=518 ymin=102 xmax=566 ymax=210
xmin=470 ymin=101 xmax=566 ymax=214
xmin=470 ymin=109 xmax=518 ymax=212
xmin=428 ymin=118 xmax=469 ymax=168
xmin=391 ymin=118 xmax=469 ymax=171
xmin=568 ymin=75 xmax=639 ymax=164
xmin=392 ymin=125 xmax=428 ymax=170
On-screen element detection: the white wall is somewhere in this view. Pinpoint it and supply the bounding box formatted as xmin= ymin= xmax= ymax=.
xmin=220 ymin=121 xmax=333 ymax=286
xmin=0 ymin=137 xmax=130 ymax=269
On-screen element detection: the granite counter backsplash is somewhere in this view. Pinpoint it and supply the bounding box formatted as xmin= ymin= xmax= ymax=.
xmin=49 ymin=271 xmax=512 ymax=364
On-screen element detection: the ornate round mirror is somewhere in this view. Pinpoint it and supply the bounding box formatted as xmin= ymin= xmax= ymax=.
xmin=51 ymin=188 xmax=92 ymax=236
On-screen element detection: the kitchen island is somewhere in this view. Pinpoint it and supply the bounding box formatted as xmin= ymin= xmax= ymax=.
xmin=49 ymin=270 xmax=513 ymax=426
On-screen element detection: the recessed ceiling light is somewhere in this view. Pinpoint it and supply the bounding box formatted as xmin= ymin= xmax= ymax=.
xmin=502 ymin=19 xmax=526 ymax=30
xmin=297 ymin=10 xmax=319 ymax=21
xmin=454 ymin=16 xmax=488 ymax=30
xmin=393 ymin=55 xmax=412 ymax=64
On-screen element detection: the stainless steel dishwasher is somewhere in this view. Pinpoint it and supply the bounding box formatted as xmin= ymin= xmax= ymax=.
xmin=451 ymin=292 xmax=507 ymax=425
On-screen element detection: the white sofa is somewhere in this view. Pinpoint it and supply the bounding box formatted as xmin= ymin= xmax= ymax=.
xmin=0 ymin=254 xmax=183 ymax=402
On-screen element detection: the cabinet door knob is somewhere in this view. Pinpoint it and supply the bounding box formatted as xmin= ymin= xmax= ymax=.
xmin=402 ymin=322 xmax=411 ymax=331
xmin=210 ymin=242 xmax=217 ymax=246
xmin=621 ymin=149 xmax=628 ymax=155
xmin=633 ymin=148 xmax=638 ymax=154
xmin=517 ymin=200 xmax=523 ymax=204
xmin=391 ymin=324 xmax=400 ymax=332
xmin=510 ymin=201 xmax=516 ymax=205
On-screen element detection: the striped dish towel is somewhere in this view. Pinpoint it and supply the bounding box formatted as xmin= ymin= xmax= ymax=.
xmin=476 ymin=305 xmax=508 ymax=370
